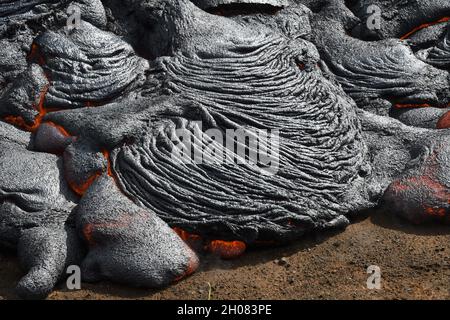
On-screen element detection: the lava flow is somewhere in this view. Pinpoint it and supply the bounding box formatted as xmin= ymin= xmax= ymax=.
xmin=27 ymin=43 xmax=46 ymax=66
xmin=173 ymin=227 xmax=247 ymax=259
xmin=68 ymin=150 xmax=115 ymax=197
xmin=173 ymin=254 xmax=199 ymax=283
xmin=4 ymin=84 xmax=49 ymax=132
xmin=69 ymin=173 xmax=103 ymax=197
xmin=44 ymin=121 xmax=72 ymax=137
xmin=400 ymin=17 xmax=450 ymax=40
xmin=82 ymin=214 xmax=134 ymax=247
xmin=207 ymin=240 xmax=247 ymax=259
xmin=437 ymin=111 xmax=450 ymax=129
xmin=394 ymin=103 xmax=431 ymax=109
xmin=4 ymin=42 xmax=53 ymax=132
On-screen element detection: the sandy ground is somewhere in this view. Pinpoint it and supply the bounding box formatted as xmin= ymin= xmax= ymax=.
xmin=0 ymin=210 xmax=449 ymax=300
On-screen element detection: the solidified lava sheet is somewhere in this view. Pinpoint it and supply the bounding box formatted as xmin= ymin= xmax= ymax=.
xmin=0 ymin=0 xmax=449 ymax=299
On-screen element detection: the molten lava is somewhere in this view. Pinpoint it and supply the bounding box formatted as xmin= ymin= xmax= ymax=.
xmin=44 ymin=121 xmax=72 ymax=137
xmin=173 ymin=228 xmax=247 ymax=259
xmin=207 ymin=240 xmax=247 ymax=259
xmin=437 ymin=111 xmax=450 ymax=129
xmin=68 ymin=150 xmax=114 ymax=197
xmin=102 ymin=150 xmax=114 ymax=177
xmin=85 ymin=101 xmax=110 ymax=108
xmin=394 ymin=103 xmax=431 ymax=109
xmin=27 ymin=43 xmax=46 ymax=66
xmin=82 ymin=224 xmax=95 ymax=247
xmin=173 ymin=227 xmax=203 ymax=250
xmin=389 ymin=172 xmax=450 ymax=221
xmin=4 ymin=43 xmax=60 ymax=133
xmin=173 ymin=254 xmax=199 ymax=282
xmin=69 ymin=173 xmax=102 ymax=197
xmin=400 ymin=17 xmax=450 ymax=40
xmin=82 ymin=214 xmax=134 ymax=247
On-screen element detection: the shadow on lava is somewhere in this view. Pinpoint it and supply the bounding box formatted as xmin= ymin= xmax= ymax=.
xmin=0 ymin=250 xmax=22 ymax=300
xmin=54 ymin=281 xmax=163 ymax=300
xmin=198 ymin=227 xmax=352 ymax=273
xmin=369 ymin=208 xmax=450 ymax=236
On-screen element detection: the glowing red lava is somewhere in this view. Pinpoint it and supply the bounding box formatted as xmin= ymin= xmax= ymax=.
xmin=27 ymin=43 xmax=46 ymax=66
xmin=82 ymin=215 xmax=133 ymax=247
xmin=68 ymin=150 xmax=114 ymax=197
xmin=436 ymin=111 xmax=450 ymax=129
xmin=44 ymin=121 xmax=71 ymax=137
xmin=173 ymin=227 xmax=203 ymax=250
xmin=400 ymin=17 xmax=450 ymax=40
xmin=69 ymin=173 xmax=102 ymax=197
xmin=173 ymin=254 xmax=199 ymax=283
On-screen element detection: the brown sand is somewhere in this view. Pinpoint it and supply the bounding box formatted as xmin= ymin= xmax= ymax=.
xmin=1 ymin=210 xmax=449 ymax=300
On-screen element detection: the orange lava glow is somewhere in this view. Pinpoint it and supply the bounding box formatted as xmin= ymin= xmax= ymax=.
xmin=68 ymin=151 xmax=114 ymax=197
xmin=4 ymin=84 xmax=49 ymax=132
xmin=4 ymin=115 xmax=33 ymax=131
xmin=436 ymin=111 xmax=450 ymax=129
xmin=424 ymin=207 xmax=446 ymax=217
xmin=82 ymin=214 xmax=134 ymax=247
xmin=44 ymin=121 xmax=72 ymax=137
xmin=174 ymin=254 xmax=199 ymax=283
xmin=395 ymin=176 xmax=449 ymax=202
xmin=389 ymin=173 xmax=450 ymax=220
xmin=27 ymin=43 xmax=46 ymax=66
xmin=394 ymin=103 xmax=431 ymax=109
xmin=207 ymin=240 xmax=247 ymax=259
xmin=173 ymin=227 xmax=202 ymax=247
xmin=82 ymin=224 xmax=95 ymax=246
xmin=102 ymin=149 xmax=125 ymax=191
xmin=400 ymin=17 xmax=450 ymax=40
xmin=69 ymin=172 xmax=102 ymax=197
xmin=102 ymin=150 xmax=114 ymax=177
xmin=173 ymin=228 xmax=247 ymax=259
xmin=85 ymin=101 xmax=106 ymax=107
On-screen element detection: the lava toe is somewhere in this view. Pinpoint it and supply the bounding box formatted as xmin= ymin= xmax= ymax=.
xmin=384 ymin=135 xmax=450 ymax=224
xmin=16 ymin=226 xmax=84 ymax=300
xmin=76 ymin=175 xmax=199 ymax=288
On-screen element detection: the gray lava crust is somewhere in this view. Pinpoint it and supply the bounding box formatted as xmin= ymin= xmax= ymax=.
xmin=0 ymin=0 xmax=449 ymax=299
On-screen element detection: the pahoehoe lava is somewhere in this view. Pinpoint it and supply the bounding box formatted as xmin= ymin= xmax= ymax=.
xmin=0 ymin=0 xmax=449 ymax=299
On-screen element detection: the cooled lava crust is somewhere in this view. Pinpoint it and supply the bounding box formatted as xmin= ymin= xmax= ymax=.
xmin=0 ymin=0 xmax=449 ymax=299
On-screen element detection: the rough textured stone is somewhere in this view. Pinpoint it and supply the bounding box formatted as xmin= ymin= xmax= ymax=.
xmin=0 ymin=0 xmax=449 ymax=299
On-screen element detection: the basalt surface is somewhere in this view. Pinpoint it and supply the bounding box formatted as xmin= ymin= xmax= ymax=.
xmin=0 ymin=0 xmax=449 ymax=299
